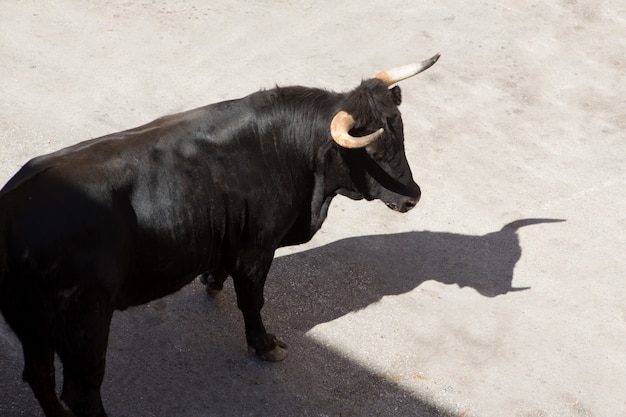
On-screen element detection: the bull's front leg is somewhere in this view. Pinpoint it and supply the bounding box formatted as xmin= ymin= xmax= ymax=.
xmin=230 ymin=250 xmax=288 ymax=362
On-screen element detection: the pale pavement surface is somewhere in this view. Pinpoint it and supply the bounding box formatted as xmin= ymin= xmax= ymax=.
xmin=1 ymin=1 xmax=624 ymax=416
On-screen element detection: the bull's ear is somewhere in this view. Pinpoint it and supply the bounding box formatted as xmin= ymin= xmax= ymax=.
xmin=390 ymin=86 xmax=402 ymax=106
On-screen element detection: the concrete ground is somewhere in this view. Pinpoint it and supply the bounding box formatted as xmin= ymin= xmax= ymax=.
xmin=1 ymin=1 xmax=624 ymax=416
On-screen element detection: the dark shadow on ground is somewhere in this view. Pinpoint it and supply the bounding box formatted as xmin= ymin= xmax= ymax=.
xmin=0 ymin=219 xmax=563 ymax=416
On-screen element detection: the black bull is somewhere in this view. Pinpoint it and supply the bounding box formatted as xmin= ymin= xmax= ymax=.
xmin=0 ymin=55 xmax=439 ymax=417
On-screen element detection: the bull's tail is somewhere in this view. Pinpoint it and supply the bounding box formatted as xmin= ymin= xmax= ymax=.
xmin=0 ymin=213 xmax=7 ymax=295
xmin=501 ymin=218 xmax=566 ymax=231
xmin=0 ymin=240 xmax=5 ymax=296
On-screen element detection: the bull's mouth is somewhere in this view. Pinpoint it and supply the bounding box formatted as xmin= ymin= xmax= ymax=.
xmin=359 ymin=155 xmax=421 ymax=211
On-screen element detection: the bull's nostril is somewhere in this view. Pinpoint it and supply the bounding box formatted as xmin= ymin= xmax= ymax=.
xmin=403 ymin=200 xmax=417 ymax=211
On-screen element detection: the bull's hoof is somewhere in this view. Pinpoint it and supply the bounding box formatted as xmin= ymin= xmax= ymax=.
xmin=205 ymin=284 xmax=223 ymax=297
xmin=199 ymin=273 xmax=224 ymax=297
xmin=258 ymin=344 xmax=289 ymax=362
xmin=250 ymin=337 xmax=288 ymax=362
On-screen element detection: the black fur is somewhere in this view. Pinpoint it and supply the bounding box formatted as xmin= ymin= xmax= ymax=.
xmin=0 ymin=78 xmax=420 ymax=417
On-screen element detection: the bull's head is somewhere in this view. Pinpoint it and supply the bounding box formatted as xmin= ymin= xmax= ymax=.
xmin=330 ymin=54 xmax=440 ymax=213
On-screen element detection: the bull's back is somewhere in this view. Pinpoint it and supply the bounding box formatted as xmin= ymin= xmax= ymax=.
xmin=0 ymin=93 xmax=310 ymax=308
xmin=0 ymin=102 xmax=257 ymax=305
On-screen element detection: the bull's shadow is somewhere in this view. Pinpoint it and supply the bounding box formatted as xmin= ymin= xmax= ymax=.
xmin=264 ymin=218 xmax=565 ymax=332
xmin=0 ymin=218 xmax=565 ymax=416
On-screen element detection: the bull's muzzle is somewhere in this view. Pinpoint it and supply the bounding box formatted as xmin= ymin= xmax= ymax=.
xmin=386 ymin=185 xmax=421 ymax=213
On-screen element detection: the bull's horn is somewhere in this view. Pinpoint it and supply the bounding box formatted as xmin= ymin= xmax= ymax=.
xmin=330 ymin=111 xmax=384 ymax=149
xmin=374 ymin=53 xmax=441 ymax=86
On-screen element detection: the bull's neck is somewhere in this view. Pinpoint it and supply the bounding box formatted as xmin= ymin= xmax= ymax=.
xmin=256 ymin=87 xmax=348 ymax=238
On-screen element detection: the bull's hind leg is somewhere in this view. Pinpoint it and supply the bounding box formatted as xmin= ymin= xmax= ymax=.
xmin=0 ymin=287 xmax=69 ymax=416
xmin=54 ymin=289 xmax=114 ymax=417
xmin=230 ymin=251 xmax=287 ymax=362
xmin=21 ymin=337 xmax=70 ymax=417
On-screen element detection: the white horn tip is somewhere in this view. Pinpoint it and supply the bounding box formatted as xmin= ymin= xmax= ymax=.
xmin=375 ymin=53 xmax=441 ymax=86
